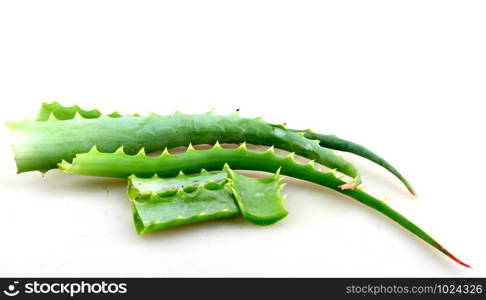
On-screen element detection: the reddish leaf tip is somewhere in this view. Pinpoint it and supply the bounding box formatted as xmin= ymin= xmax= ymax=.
xmin=438 ymin=245 xmax=471 ymax=268
xmin=450 ymin=255 xmax=471 ymax=269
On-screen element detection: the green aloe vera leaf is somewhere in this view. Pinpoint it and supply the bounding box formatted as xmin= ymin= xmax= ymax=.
xmin=8 ymin=102 xmax=359 ymax=187
xmin=128 ymin=173 xmax=239 ymax=234
xmin=40 ymin=103 xmax=416 ymax=195
xmin=227 ymin=166 xmax=287 ymax=226
xmin=59 ymin=144 xmax=469 ymax=267
xmin=20 ymin=102 xmax=416 ymax=194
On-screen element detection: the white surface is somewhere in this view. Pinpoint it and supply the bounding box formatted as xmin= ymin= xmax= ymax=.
xmin=0 ymin=1 xmax=485 ymax=277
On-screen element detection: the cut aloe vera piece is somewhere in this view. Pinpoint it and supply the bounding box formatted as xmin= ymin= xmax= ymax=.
xmin=227 ymin=167 xmax=287 ymax=226
xmin=128 ymin=171 xmax=239 ymax=234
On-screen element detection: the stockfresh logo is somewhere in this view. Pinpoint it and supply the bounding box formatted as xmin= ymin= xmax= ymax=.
xmin=2 ymin=280 xmax=127 ymax=297
xmin=3 ymin=281 xmax=20 ymax=297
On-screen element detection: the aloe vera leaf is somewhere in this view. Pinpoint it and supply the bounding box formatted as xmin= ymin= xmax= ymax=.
xmin=226 ymin=166 xmax=287 ymax=226
xmin=30 ymin=103 xmax=414 ymax=194
xmin=8 ymin=102 xmax=359 ymax=187
xmin=58 ymin=144 xmax=469 ymax=267
xmin=38 ymin=103 xmax=415 ymax=194
xmin=128 ymin=172 xmax=238 ymax=234
xmin=289 ymin=129 xmax=416 ymax=195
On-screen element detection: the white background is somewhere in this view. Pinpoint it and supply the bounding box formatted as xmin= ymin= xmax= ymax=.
xmin=0 ymin=1 xmax=485 ymax=277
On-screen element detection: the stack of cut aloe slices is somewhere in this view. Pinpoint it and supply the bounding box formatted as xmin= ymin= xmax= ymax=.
xmin=6 ymin=102 xmax=469 ymax=267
